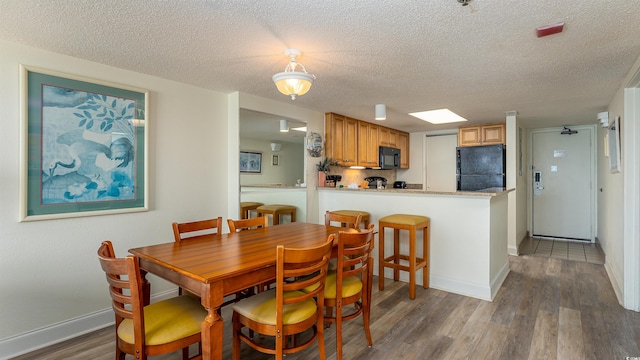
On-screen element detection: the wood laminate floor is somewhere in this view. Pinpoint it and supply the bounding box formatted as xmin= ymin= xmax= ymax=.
xmin=12 ymin=254 xmax=640 ymax=360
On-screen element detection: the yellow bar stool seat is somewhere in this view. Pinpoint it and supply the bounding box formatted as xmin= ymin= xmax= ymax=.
xmin=329 ymin=210 xmax=371 ymax=229
xmin=240 ymin=201 xmax=263 ymax=219
xmin=378 ymin=214 xmax=430 ymax=299
xmin=256 ymin=204 xmax=296 ymax=225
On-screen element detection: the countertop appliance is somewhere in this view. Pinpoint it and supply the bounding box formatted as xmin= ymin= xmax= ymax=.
xmin=364 ymin=176 xmax=387 ymax=189
xmin=393 ymin=181 xmax=407 ymax=189
xmin=325 ymin=175 xmax=342 ymax=188
xmin=379 ymin=146 xmax=400 ymax=169
xmin=456 ymin=144 xmax=506 ymax=191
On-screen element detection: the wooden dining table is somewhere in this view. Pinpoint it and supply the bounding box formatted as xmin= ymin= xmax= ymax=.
xmin=129 ymin=221 xmax=346 ymax=360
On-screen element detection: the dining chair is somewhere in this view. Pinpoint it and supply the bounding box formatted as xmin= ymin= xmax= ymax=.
xmin=228 ymin=216 xmax=271 ymax=294
xmin=172 ymin=216 xmax=223 ymax=296
xmin=325 ymin=210 xmax=363 ymax=229
xmin=322 ymin=224 xmax=376 ymax=360
xmin=231 ymin=237 xmax=334 ymax=360
xmin=97 ymin=241 xmax=206 ymax=360
xmin=172 ymin=216 xmax=223 ymax=242
xmin=227 ymin=216 xmax=269 ymax=233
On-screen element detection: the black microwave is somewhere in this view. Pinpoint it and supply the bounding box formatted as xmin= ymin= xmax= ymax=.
xmin=379 ymin=146 xmax=400 ymax=169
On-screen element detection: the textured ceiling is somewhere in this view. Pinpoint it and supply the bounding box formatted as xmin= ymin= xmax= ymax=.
xmin=2 ymin=0 xmax=640 ymax=133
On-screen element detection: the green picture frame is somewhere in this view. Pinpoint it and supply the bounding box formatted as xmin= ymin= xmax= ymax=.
xmin=19 ymin=66 xmax=149 ymax=221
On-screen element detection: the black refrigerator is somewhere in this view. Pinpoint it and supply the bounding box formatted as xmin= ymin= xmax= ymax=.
xmin=456 ymin=144 xmax=506 ymax=191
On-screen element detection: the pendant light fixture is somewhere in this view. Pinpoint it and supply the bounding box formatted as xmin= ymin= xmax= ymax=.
xmin=272 ymin=49 xmax=315 ymax=100
xmin=375 ymin=104 xmax=387 ymax=120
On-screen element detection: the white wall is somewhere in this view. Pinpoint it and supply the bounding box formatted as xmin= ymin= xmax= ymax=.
xmin=0 ymin=40 xmax=229 ymax=351
xmin=600 ymin=87 xmax=625 ymax=299
xmin=600 ymin=53 xmax=640 ymax=307
xmin=239 ymin=138 xmax=304 ymax=186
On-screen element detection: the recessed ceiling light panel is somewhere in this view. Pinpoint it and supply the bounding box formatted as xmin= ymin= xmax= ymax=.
xmin=409 ymin=109 xmax=468 ymax=124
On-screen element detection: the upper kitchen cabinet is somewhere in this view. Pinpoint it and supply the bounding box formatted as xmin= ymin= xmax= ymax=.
xmin=398 ymin=131 xmax=410 ymax=169
xmin=357 ymin=121 xmax=379 ymax=167
xmin=458 ymin=123 xmax=505 ymax=147
xmin=325 ymin=113 xmax=357 ymax=166
xmin=379 ymin=126 xmax=398 ymax=147
xmin=326 ymin=112 xmax=410 ymax=168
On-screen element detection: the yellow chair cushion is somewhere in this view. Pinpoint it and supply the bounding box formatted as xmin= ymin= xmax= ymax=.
xmin=323 ymin=271 xmax=363 ymax=299
xmin=257 ymin=205 xmax=296 ymax=211
xmin=232 ymin=289 xmax=317 ymax=325
xmin=380 ymin=214 xmax=430 ymax=226
xmin=117 ymin=295 xmax=206 ymax=346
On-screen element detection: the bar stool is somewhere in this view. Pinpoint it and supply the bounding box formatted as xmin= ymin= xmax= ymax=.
xmin=240 ymin=201 xmax=263 ymax=219
xmin=378 ymin=214 xmax=430 ymax=299
xmin=256 ymin=204 xmax=296 ymax=225
xmin=328 ymin=210 xmax=370 ymax=229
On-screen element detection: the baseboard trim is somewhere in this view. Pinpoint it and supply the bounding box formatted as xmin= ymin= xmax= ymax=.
xmin=490 ymin=262 xmax=510 ymax=300
xmin=430 ymin=275 xmax=493 ymax=301
xmin=604 ymin=259 xmax=624 ymax=307
xmin=0 ymin=290 xmax=175 ymax=360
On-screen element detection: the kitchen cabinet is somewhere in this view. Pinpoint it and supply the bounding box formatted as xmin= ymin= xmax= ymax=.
xmin=458 ymin=123 xmax=505 ymax=147
xmin=397 ymin=131 xmax=410 ymax=169
xmin=325 ymin=113 xmax=357 ymax=166
xmin=379 ymin=126 xmax=398 ymax=147
xmin=357 ymin=121 xmax=379 ymax=167
xmin=325 ymin=112 xmax=410 ymax=168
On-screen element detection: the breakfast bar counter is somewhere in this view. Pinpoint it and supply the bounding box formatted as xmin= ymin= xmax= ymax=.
xmin=318 ymin=187 xmax=513 ymax=301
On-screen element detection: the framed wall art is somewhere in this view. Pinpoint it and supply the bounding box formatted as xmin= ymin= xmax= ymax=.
xmin=240 ymin=151 xmax=262 ymax=173
xmin=608 ymin=115 xmax=622 ymax=174
xmin=19 ymin=66 xmax=149 ymax=221
xmin=272 ymin=155 xmax=279 ymax=166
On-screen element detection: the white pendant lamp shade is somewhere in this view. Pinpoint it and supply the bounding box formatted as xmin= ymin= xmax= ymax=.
xmin=280 ymin=119 xmax=289 ymax=132
xmin=375 ymin=104 xmax=387 ymax=120
xmin=272 ymin=49 xmax=315 ymax=100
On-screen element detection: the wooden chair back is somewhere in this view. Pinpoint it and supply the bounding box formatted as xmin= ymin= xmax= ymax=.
xmin=325 ymin=211 xmax=362 ymax=229
xmin=97 ymin=241 xmax=203 ymax=360
xmin=326 ymin=223 xmax=376 ymax=360
xmin=97 ymin=241 xmax=143 ymax=331
xmin=227 ymin=216 xmax=269 ymax=233
xmin=172 ymin=217 xmax=223 ymax=242
xmin=335 ymin=223 xmax=375 ymax=283
xmin=232 ymin=237 xmax=334 ymax=359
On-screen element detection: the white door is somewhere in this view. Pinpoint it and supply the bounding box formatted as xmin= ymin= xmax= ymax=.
xmin=425 ymin=134 xmax=457 ymax=192
xmin=531 ymin=127 xmax=594 ymax=241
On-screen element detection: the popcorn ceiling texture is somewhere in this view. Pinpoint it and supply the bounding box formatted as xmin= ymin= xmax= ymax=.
xmin=1 ymin=1 xmax=639 ymax=131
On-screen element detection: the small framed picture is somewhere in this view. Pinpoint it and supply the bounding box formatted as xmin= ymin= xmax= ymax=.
xmin=240 ymin=151 xmax=262 ymax=173
xmin=272 ymin=155 xmax=279 ymax=166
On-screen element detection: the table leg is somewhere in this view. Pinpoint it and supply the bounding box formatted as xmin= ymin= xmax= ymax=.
xmin=201 ymin=283 xmax=224 ymax=360
xmin=201 ymin=308 xmax=223 ymax=360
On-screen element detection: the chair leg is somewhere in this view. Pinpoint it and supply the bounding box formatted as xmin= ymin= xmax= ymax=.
xmin=335 ymin=303 xmax=343 ymax=360
xmin=232 ymin=313 xmax=242 ymax=360
xmin=317 ymin=309 xmax=327 ymax=360
xmin=393 ymin=229 xmax=400 ymax=281
xmin=181 ymin=347 xmax=190 ymax=360
xmin=379 ymin=226 xmax=386 ymax=291
xmin=409 ymin=227 xmax=417 ymax=299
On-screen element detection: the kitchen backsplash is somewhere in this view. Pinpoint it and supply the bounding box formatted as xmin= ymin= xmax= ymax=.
xmin=326 ymin=168 xmax=397 ymax=187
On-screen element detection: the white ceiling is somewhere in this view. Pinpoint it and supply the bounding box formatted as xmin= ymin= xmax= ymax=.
xmin=2 ymin=0 xmax=640 ymax=133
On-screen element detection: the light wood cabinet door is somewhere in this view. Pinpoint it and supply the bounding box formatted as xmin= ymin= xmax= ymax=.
xmin=325 ymin=113 xmax=357 ymax=166
xmin=379 ymin=126 xmax=398 ymax=147
xmin=342 ymin=117 xmax=358 ymax=166
xmin=481 ymin=123 xmax=505 ymax=145
xmin=458 ymin=123 xmax=505 ymax=147
xmin=398 ymin=131 xmax=410 ymax=168
xmin=357 ymin=121 xmax=379 ymax=167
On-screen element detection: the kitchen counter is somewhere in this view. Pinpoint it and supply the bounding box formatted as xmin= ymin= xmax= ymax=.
xmin=318 ymin=186 xmax=512 ymax=197
xmin=318 ymin=187 xmax=510 ymax=301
